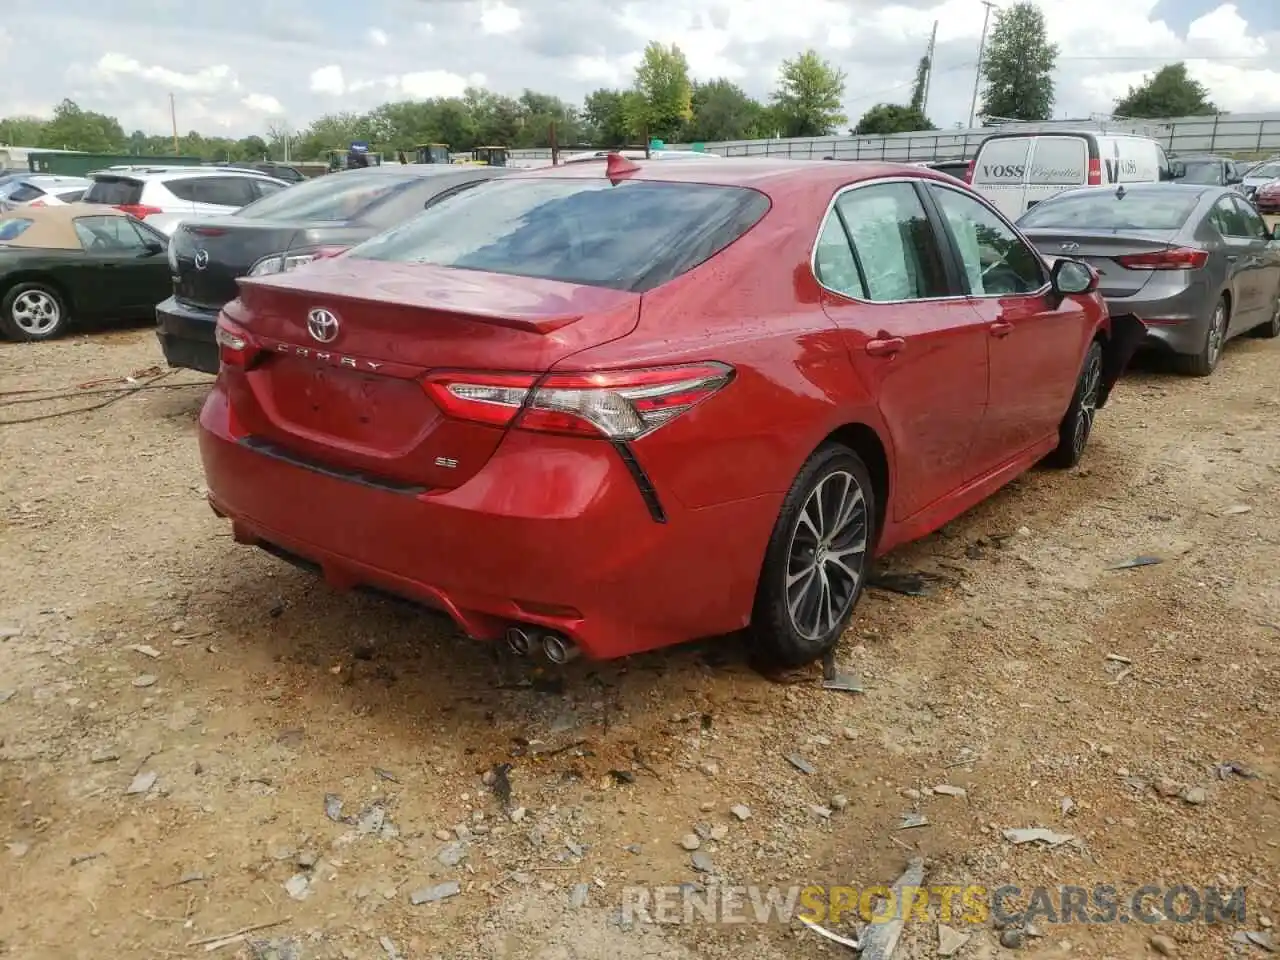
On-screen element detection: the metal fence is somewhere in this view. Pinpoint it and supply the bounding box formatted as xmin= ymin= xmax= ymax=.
xmin=508 ymin=112 xmax=1280 ymax=165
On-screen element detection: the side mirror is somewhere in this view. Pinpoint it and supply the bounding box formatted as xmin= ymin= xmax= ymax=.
xmin=142 ymin=240 xmax=165 ymax=256
xmin=1051 ymin=258 xmax=1097 ymax=297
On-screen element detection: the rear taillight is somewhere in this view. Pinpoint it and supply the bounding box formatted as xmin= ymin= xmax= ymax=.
xmin=215 ymin=317 xmax=261 ymax=369
xmin=1115 ymin=247 xmax=1208 ymax=270
xmin=422 ymin=362 xmax=735 ymax=440
xmin=248 ymin=246 xmax=348 ymax=277
xmin=1087 ymin=159 xmax=1102 ymax=185
xmin=963 ymin=160 xmax=974 ymax=184
xmin=114 ymin=203 xmax=165 ymax=219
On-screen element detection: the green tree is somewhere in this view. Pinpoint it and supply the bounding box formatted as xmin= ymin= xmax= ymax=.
xmin=853 ymin=103 xmax=935 ymax=135
xmin=684 ymin=80 xmax=767 ymax=143
xmin=582 ymin=89 xmax=631 ymax=147
xmin=0 ymin=115 xmax=47 ymax=147
xmin=1113 ymin=62 xmax=1216 ymax=118
xmin=37 ymin=99 xmax=126 ymax=152
xmin=629 ymin=42 xmax=694 ymax=141
xmin=771 ymin=50 xmax=847 ymax=137
xmin=979 ymin=2 xmax=1059 ymax=122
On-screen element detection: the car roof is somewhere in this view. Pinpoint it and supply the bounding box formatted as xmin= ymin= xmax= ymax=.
xmin=0 ymin=202 xmax=132 ymax=251
xmin=507 ymin=156 xmax=949 ymax=192
xmin=321 ymin=164 xmax=511 ymax=182
xmin=90 ymin=166 xmax=287 ymax=183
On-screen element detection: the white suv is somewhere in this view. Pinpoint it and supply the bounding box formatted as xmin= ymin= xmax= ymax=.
xmin=81 ymin=166 xmax=290 ymax=235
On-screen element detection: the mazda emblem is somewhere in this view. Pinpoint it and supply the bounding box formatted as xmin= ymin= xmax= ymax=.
xmin=307 ymin=308 xmax=340 ymax=344
xmin=193 ymin=249 xmax=210 ymax=270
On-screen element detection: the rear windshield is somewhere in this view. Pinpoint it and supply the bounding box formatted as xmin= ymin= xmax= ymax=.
xmin=235 ymin=171 xmax=420 ymax=222
xmin=1177 ymin=160 xmax=1224 ymax=185
xmin=1250 ymin=162 xmax=1280 ymax=179
xmin=347 ymin=178 xmax=771 ymax=292
xmin=0 ymin=218 xmax=34 ymax=241
xmin=1017 ymin=191 xmax=1199 ymax=231
xmin=84 ymin=177 xmax=144 ymax=205
xmin=7 ymin=183 xmax=44 ymax=203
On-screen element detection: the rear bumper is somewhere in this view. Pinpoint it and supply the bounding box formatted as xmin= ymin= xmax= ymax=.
xmin=197 ymin=386 xmax=778 ymax=660
xmin=1103 ymin=286 xmax=1212 ymax=356
xmin=157 ymin=296 xmax=220 ymax=374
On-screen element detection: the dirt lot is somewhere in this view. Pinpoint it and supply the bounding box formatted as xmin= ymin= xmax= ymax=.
xmin=1 ymin=325 xmax=1278 ymax=960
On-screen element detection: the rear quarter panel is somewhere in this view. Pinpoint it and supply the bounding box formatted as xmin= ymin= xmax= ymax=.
xmin=549 ymin=176 xmax=891 ymax=512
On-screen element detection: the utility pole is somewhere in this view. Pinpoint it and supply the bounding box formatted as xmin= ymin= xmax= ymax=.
xmin=921 ymin=20 xmax=939 ymax=117
xmin=968 ymin=1 xmax=997 ymax=128
xmin=169 ymin=93 xmax=180 ymax=154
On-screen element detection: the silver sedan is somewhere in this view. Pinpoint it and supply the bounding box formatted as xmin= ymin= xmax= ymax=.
xmin=1017 ymin=183 xmax=1280 ymax=376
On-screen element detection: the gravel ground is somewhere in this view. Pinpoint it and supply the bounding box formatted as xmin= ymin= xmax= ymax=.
xmin=0 ymin=325 xmax=1277 ymax=960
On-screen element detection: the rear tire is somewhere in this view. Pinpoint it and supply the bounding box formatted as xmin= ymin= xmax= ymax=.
xmin=750 ymin=444 xmax=876 ymax=668
xmin=1046 ymin=340 xmax=1103 ymax=469
xmin=0 ymin=282 xmax=68 ymax=342
xmin=1248 ymin=292 xmax=1280 ymax=339
xmin=1173 ymin=295 xmax=1228 ymax=376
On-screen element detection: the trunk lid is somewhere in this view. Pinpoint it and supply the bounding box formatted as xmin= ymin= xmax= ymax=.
xmin=225 ymin=258 xmax=641 ymax=490
xmin=171 ymin=216 xmax=372 ymax=310
xmin=1022 ymin=228 xmax=1186 ymax=297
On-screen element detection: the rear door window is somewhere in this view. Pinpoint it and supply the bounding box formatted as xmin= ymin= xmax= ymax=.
xmin=828 ymin=182 xmax=950 ymax=302
xmin=190 ymin=177 xmax=258 ymax=207
xmin=1231 ymin=197 xmax=1269 ymax=240
xmin=1028 ymin=138 xmax=1088 ymax=185
xmin=348 ymin=178 xmax=770 ymax=292
xmin=84 ymin=177 xmax=144 ymax=205
xmin=973 ymin=138 xmax=1032 ymax=185
xmin=1210 ymin=197 xmax=1250 ymax=238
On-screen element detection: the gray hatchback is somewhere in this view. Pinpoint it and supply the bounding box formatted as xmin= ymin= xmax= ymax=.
xmin=1018 ymin=183 xmax=1280 ymax=376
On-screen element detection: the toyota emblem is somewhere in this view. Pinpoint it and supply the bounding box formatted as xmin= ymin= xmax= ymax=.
xmin=193 ymin=249 xmax=210 ymax=270
xmin=307 ymin=308 xmax=340 ymax=344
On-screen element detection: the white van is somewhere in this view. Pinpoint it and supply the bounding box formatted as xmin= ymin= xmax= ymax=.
xmin=966 ymin=131 xmax=1175 ymax=219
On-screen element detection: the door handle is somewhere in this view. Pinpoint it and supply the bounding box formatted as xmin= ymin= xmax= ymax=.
xmin=865 ymin=336 xmax=905 ymax=357
xmin=989 ymin=320 xmax=1015 ymax=337
xmin=1226 ymin=254 xmax=1239 ymax=262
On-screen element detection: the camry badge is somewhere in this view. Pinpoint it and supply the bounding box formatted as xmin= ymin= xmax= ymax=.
xmin=307 ymin=308 xmax=340 ymax=344
xmin=193 ymin=249 xmax=210 ymax=270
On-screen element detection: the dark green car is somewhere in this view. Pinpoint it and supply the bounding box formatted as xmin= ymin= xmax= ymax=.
xmin=0 ymin=203 xmax=172 ymax=341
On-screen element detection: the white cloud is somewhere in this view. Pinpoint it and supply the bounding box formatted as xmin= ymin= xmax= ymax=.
xmin=367 ymin=27 xmax=389 ymax=46
xmin=478 ymin=0 xmax=522 ymax=35
xmin=1186 ymin=3 xmax=1266 ymax=56
xmin=241 ymin=93 xmax=284 ymax=114
xmin=397 ymin=70 xmax=486 ymax=98
xmin=92 ymin=52 xmax=239 ymax=94
xmin=309 ymin=64 xmax=345 ymax=96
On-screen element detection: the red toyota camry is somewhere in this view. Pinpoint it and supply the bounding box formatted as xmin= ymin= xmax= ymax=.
xmin=199 ymin=155 xmax=1144 ymax=666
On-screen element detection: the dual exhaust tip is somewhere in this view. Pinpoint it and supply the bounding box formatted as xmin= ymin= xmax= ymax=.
xmin=505 ymin=625 xmax=580 ymax=663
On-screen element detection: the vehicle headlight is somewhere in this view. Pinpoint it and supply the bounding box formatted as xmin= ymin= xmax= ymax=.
xmin=248 ymin=252 xmax=319 ymax=277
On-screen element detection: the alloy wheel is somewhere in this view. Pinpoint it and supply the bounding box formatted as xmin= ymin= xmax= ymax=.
xmin=11 ymin=290 xmax=60 ymax=337
xmin=785 ymin=470 xmax=868 ymax=641
xmin=1072 ymin=350 xmax=1103 ymax=457
xmin=1206 ymin=302 xmax=1227 ymax=367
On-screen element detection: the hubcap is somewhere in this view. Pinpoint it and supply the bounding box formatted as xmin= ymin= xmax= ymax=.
xmin=1073 ymin=352 xmax=1103 ymax=455
xmin=785 ymin=470 xmax=869 ymax=642
xmin=12 ymin=290 xmax=60 ymax=336
xmin=1206 ymin=303 xmax=1226 ymax=365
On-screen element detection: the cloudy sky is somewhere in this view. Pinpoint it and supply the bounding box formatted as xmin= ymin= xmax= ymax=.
xmin=1 ymin=0 xmax=1278 ymax=138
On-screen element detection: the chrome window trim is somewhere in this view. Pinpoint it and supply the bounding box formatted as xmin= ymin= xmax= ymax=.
xmin=808 ymin=175 xmax=1050 ymax=306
